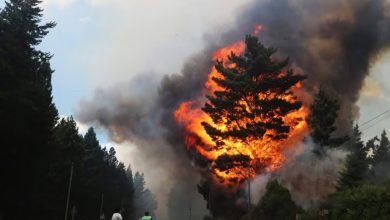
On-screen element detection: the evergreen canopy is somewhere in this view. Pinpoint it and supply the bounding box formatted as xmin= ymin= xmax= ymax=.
xmin=202 ymin=35 xmax=306 ymax=145
xmin=337 ymin=125 xmax=369 ymax=190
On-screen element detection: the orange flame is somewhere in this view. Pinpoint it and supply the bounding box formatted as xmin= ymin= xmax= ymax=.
xmin=251 ymin=24 xmax=263 ymax=36
xmin=174 ymin=26 xmax=308 ymax=186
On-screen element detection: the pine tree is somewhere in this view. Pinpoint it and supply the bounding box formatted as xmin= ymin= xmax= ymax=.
xmin=331 ymin=184 xmax=390 ymax=220
xmin=99 ymin=147 xmax=123 ymax=217
xmin=242 ymin=180 xmax=300 ymax=220
xmin=126 ymin=165 xmax=134 ymax=189
xmin=82 ymin=129 xmax=135 ymax=220
xmin=108 ymin=147 xmax=119 ymax=167
xmin=0 ymin=2 xmax=141 ymax=214
xmin=133 ymin=172 xmax=158 ymax=218
xmin=125 ymin=165 xmax=135 ymax=220
xmin=84 ymin=127 xmax=105 ymax=186
xmin=53 ymin=117 xmax=85 ymax=165
xmin=85 ymin=127 xmax=101 ymax=151
xmin=369 ymin=130 xmax=390 ymax=182
xmin=0 ymin=0 xmax=57 ymax=217
xmin=82 ymin=127 xmax=107 ymax=219
xmin=201 ymin=35 xmax=306 ymax=179
xmin=337 ymin=125 xmax=369 ymax=190
xmin=372 ymin=130 xmax=390 ymax=164
xmin=84 ymin=127 xmax=105 ymax=178
xmin=133 ymin=172 xmax=143 ymax=219
xmin=50 ymin=117 xmax=86 ymax=218
xmin=307 ymin=89 xmax=348 ymax=155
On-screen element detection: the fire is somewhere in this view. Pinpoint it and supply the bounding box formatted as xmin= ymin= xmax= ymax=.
xmin=251 ymin=24 xmax=263 ymax=36
xmin=174 ymin=26 xmax=308 ymax=186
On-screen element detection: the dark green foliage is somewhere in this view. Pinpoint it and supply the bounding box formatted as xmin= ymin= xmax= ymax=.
xmin=299 ymin=208 xmax=321 ymax=220
xmin=368 ymin=130 xmax=390 ymax=182
xmin=83 ymin=128 xmax=106 ymax=193
xmin=372 ymin=130 xmax=390 ymax=164
xmin=80 ymin=127 xmax=108 ymax=219
xmin=53 ymin=117 xmax=85 ymax=165
xmin=133 ymin=172 xmax=158 ymax=218
xmin=80 ymin=133 xmax=137 ymax=220
xmin=337 ymin=125 xmax=369 ymax=190
xmin=0 ymin=1 xmax=155 ymax=218
xmin=0 ymin=0 xmax=57 ymax=218
xmin=331 ymin=184 xmax=390 ymax=220
xmin=99 ymin=147 xmax=134 ymax=219
xmin=197 ymin=179 xmax=247 ymax=220
xmin=125 ymin=166 xmax=135 ymax=220
xmin=242 ymin=180 xmax=300 ymax=220
xmin=43 ymin=119 xmax=136 ymax=220
xmin=307 ymin=89 xmax=348 ymax=155
xmin=49 ymin=117 xmax=86 ymax=218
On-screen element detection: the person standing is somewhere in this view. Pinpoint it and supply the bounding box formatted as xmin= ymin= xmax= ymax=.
xmin=111 ymin=208 xmax=122 ymax=220
xmin=141 ymin=211 xmax=152 ymax=220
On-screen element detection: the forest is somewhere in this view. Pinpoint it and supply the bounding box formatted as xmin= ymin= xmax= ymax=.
xmin=0 ymin=1 xmax=157 ymax=219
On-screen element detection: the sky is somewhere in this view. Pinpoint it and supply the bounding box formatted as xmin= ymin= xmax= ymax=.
xmin=358 ymin=51 xmax=390 ymax=140
xmin=32 ymin=0 xmax=253 ymax=141
xmin=31 ymin=1 xmax=388 ymax=138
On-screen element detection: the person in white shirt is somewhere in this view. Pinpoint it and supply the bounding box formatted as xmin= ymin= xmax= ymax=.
xmin=111 ymin=208 xmax=123 ymax=220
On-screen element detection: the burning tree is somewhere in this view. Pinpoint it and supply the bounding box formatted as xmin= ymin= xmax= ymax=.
xmin=201 ymin=35 xmax=306 ymax=183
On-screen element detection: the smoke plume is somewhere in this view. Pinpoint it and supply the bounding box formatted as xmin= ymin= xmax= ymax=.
xmin=250 ymin=138 xmax=347 ymax=209
xmin=75 ymin=0 xmax=390 ymax=219
xmin=278 ymin=139 xmax=347 ymax=208
xmin=76 ymin=73 xmax=209 ymax=219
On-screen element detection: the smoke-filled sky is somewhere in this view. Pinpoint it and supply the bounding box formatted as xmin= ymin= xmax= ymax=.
xmin=36 ymin=0 xmax=252 ymax=114
xmin=23 ymin=0 xmax=253 ymax=142
xmin=21 ymin=0 xmax=389 ymax=155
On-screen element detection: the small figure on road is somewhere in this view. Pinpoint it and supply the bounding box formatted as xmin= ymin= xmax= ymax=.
xmin=141 ymin=211 xmax=152 ymax=220
xmin=111 ymin=208 xmax=122 ymax=220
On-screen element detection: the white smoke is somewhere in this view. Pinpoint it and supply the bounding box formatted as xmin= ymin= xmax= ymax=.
xmin=250 ymin=137 xmax=348 ymax=208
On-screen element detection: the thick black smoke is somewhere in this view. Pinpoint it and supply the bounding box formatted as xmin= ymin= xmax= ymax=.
xmin=216 ymin=0 xmax=390 ymax=132
xmin=76 ymin=0 xmax=390 ymax=219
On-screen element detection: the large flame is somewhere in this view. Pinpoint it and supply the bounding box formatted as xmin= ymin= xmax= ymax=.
xmin=174 ymin=26 xmax=308 ymax=186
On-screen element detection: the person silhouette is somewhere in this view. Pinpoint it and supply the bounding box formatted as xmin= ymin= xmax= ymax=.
xmin=141 ymin=211 xmax=152 ymax=220
xmin=111 ymin=208 xmax=122 ymax=220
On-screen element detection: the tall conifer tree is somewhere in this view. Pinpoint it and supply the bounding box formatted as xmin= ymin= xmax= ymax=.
xmin=51 ymin=117 xmax=86 ymax=218
xmin=133 ymin=172 xmax=158 ymax=218
xmin=337 ymin=125 xmax=369 ymax=190
xmin=307 ymin=89 xmax=348 ymax=156
xmin=369 ymin=130 xmax=390 ymax=182
xmin=0 ymin=0 xmax=57 ymax=217
xmin=243 ymin=180 xmax=300 ymax=220
xmin=201 ymin=35 xmax=306 ymax=179
xmin=372 ymin=130 xmax=390 ymax=164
